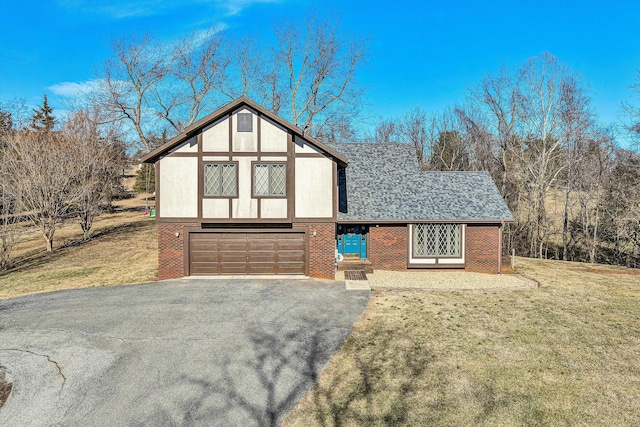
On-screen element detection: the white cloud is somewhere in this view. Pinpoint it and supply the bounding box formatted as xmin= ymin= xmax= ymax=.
xmin=59 ymin=0 xmax=282 ymax=19
xmin=48 ymin=80 xmax=99 ymax=97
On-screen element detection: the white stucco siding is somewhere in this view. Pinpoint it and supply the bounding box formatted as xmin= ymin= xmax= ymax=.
xmin=261 ymin=117 xmax=288 ymax=152
xmin=232 ymin=108 xmax=258 ymax=152
xmin=159 ymin=157 xmax=198 ymax=218
xmin=169 ymin=136 xmax=198 ymax=154
xmin=294 ymin=135 xmax=322 ymax=154
xmin=202 ymin=198 xmax=230 ymax=219
xmin=261 ymin=199 xmax=288 ymax=218
xmin=295 ymin=157 xmax=333 ymax=218
xmin=202 ymin=117 xmax=229 ymax=152
xmin=232 ymin=156 xmax=258 ymax=218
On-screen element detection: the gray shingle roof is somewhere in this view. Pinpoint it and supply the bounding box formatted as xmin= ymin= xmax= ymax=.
xmin=327 ymin=142 xmax=514 ymax=222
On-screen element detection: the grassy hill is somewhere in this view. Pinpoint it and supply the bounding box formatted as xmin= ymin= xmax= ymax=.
xmin=0 ymin=195 xmax=157 ymax=299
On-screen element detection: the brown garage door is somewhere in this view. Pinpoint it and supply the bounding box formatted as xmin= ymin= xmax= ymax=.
xmin=189 ymin=232 xmax=307 ymax=275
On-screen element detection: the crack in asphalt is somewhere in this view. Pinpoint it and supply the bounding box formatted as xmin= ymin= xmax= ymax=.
xmin=4 ymin=328 xmax=225 ymax=343
xmin=0 ymin=348 xmax=67 ymax=389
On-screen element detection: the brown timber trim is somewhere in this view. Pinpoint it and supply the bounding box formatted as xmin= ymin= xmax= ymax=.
xmin=155 ymin=159 xmax=160 ymax=218
xmin=206 ymin=151 xmax=288 ymax=157
xmin=257 ymin=113 xmax=261 ymax=160
xmin=287 ymin=132 xmax=294 ymax=221
xmin=294 ymin=152 xmax=327 ymax=158
xmin=197 ymin=133 xmax=203 ymax=218
xmin=228 ymin=113 xmax=233 ymax=153
xmin=332 ymin=161 xmax=338 ymax=221
xmin=164 ymin=152 xmax=200 ymax=157
xmin=293 ymin=217 xmax=335 ymax=223
xmin=407 ymin=263 xmax=466 ymax=269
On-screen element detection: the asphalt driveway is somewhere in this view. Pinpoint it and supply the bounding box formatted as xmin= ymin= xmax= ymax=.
xmin=0 ymin=279 xmax=369 ymax=426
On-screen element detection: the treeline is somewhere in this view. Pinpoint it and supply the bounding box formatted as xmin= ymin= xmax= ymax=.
xmin=0 ymin=98 xmax=127 ymax=268
xmin=366 ymin=54 xmax=640 ymax=268
xmin=1 ymin=14 xmax=639 ymax=269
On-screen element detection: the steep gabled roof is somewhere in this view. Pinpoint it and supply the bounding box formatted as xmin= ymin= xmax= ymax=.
xmin=140 ymin=96 xmax=348 ymax=165
xmin=328 ymin=142 xmax=514 ymax=222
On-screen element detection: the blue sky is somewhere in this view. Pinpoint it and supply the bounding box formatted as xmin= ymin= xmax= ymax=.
xmin=1 ymin=0 xmax=639 ymax=145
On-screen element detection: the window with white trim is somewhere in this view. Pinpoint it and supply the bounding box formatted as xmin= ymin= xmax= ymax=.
xmin=413 ymin=223 xmax=461 ymax=257
xmin=253 ymin=163 xmax=286 ymax=197
xmin=204 ymin=163 xmax=237 ymax=197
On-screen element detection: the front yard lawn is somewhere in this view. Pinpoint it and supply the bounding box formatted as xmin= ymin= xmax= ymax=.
xmin=284 ymin=258 xmax=640 ymax=426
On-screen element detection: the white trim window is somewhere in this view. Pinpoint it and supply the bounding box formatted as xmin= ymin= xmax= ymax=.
xmin=409 ymin=223 xmax=465 ymax=265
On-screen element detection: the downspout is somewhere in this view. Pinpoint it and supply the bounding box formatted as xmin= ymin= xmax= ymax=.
xmin=498 ymin=222 xmax=503 ymax=275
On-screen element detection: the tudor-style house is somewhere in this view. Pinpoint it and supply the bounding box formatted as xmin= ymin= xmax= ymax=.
xmin=141 ymin=97 xmax=514 ymax=280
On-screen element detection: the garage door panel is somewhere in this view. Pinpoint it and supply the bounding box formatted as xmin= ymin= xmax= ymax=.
xmin=189 ymin=232 xmax=307 ymax=275
xmin=249 ymin=253 xmax=276 ymax=263
xmin=276 ymin=251 xmax=305 ymax=263
xmin=219 ymin=263 xmax=248 ymax=274
xmin=248 ymin=240 xmax=276 ymax=251
xmin=191 ymin=262 xmax=220 ymax=275
xmin=191 ymin=253 xmax=219 ymax=263
xmin=277 ymin=263 xmax=306 ymax=274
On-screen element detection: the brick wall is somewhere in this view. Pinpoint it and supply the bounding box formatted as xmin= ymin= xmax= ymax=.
xmin=465 ymin=224 xmax=501 ymax=274
xmin=296 ymin=222 xmax=336 ymax=280
xmin=369 ymin=225 xmax=407 ymax=270
xmin=366 ymin=223 xmax=502 ymax=274
xmin=158 ymin=223 xmax=197 ymax=280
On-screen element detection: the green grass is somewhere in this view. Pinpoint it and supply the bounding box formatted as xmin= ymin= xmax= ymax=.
xmin=283 ymin=258 xmax=640 ymax=426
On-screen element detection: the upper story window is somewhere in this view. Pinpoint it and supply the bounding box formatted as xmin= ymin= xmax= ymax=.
xmin=237 ymin=112 xmax=253 ymax=132
xmin=413 ymin=223 xmax=461 ymax=257
xmin=204 ymin=163 xmax=237 ymax=197
xmin=253 ymin=163 xmax=286 ymax=197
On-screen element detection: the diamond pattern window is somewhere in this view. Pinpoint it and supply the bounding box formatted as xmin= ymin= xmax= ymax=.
xmin=253 ymin=163 xmax=286 ymax=197
xmin=204 ymin=163 xmax=237 ymax=197
xmin=413 ymin=223 xmax=461 ymax=257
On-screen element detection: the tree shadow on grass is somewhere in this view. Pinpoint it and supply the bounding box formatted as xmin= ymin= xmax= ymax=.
xmin=0 ymin=219 xmax=154 ymax=276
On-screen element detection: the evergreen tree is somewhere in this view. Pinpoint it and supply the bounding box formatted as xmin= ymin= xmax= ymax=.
xmin=29 ymin=94 xmax=56 ymax=132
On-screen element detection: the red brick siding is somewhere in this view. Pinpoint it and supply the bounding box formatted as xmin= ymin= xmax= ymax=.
xmin=158 ymin=221 xmax=335 ymax=280
xmin=465 ymin=224 xmax=500 ymax=274
xmin=369 ymin=225 xmax=407 ymax=270
xmin=295 ymin=222 xmax=336 ymax=280
xmin=158 ymin=223 xmax=198 ymax=280
xmin=366 ymin=223 xmax=502 ymax=275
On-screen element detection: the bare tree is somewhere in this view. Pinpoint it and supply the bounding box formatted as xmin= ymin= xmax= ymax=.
xmin=622 ymin=69 xmax=640 ymax=149
xmin=270 ymin=13 xmax=367 ymax=136
xmin=158 ymin=28 xmax=230 ymax=132
xmin=3 ymin=131 xmax=85 ymax=251
xmin=0 ymin=132 xmax=21 ymax=269
xmin=95 ymin=33 xmax=168 ymax=151
xmin=396 ymin=107 xmax=431 ymax=168
xmin=63 ymin=110 xmax=126 ymax=240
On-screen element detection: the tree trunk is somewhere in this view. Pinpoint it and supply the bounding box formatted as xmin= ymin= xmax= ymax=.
xmin=562 ymin=182 xmax=571 ymax=260
xmin=590 ymin=206 xmax=599 ymax=263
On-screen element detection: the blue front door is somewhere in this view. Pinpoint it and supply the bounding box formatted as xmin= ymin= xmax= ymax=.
xmin=338 ymin=225 xmax=367 ymax=258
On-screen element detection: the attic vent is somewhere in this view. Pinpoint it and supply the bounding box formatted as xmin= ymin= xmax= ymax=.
xmin=237 ymin=112 xmax=253 ymax=132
